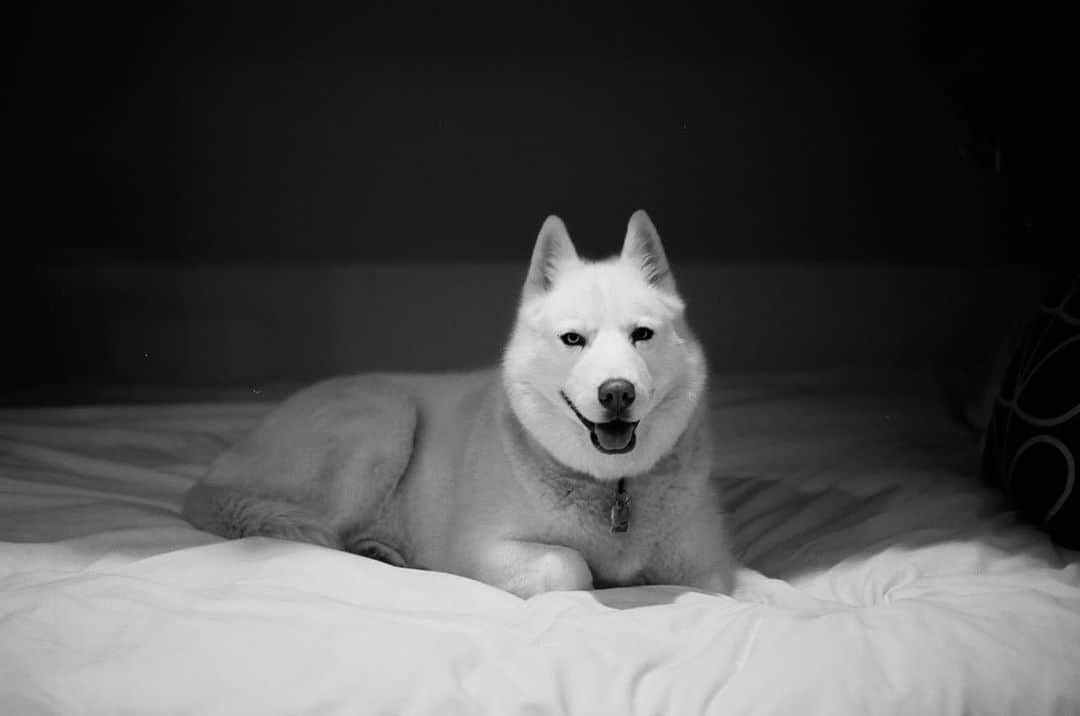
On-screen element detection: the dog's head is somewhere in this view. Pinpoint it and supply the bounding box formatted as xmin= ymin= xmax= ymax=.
xmin=502 ymin=210 xmax=707 ymax=480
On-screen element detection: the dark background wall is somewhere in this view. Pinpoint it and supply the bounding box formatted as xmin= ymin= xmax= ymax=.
xmin=10 ymin=1 xmax=1058 ymax=264
xmin=4 ymin=2 xmax=1066 ymax=401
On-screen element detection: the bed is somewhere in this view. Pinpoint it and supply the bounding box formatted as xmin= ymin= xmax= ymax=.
xmin=2 ymin=371 xmax=1078 ymax=715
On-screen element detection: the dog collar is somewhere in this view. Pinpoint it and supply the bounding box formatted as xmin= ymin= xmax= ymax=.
xmin=610 ymin=478 xmax=630 ymax=533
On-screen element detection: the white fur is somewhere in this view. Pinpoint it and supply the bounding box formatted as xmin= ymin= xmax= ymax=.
xmin=502 ymin=225 xmax=705 ymax=480
xmin=182 ymin=210 xmax=733 ymax=598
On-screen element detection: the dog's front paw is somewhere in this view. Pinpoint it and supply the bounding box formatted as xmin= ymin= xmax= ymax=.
xmin=684 ymin=563 xmax=736 ymax=595
xmin=475 ymin=541 xmax=593 ymax=598
xmin=345 ymin=538 xmax=407 ymax=567
xmin=531 ymin=549 xmax=593 ymax=595
xmin=700 ymin=569 xmax=735 ymax=595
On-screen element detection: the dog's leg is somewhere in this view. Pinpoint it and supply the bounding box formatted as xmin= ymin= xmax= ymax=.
xmin=342 ymin=536 xmax=407 ymax=567
xmin=647 ymin=489 xmax=737 ymax=595
xmin=653 ymin=546 xmax=736 ymax=595
xmin=182 ymin=377 xmax=418 ymax=552
xmin=682 ymin=561 xmax=736 ymax=595
xmin=462 ymin=539 xmax=593 ymax=598
xmin=182 ymin=484 xmax=340 ymax=548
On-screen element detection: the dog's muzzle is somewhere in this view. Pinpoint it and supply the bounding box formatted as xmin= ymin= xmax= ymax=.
xmin=560 ymin=392 xmax=638 ymax=454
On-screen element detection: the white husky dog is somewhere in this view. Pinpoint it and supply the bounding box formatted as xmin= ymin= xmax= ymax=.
xmin=183 ymin=210 xmax=734 ymax=598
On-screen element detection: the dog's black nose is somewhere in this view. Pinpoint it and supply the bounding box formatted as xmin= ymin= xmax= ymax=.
xmin=598 ymin=379 xmax=635 ymax=415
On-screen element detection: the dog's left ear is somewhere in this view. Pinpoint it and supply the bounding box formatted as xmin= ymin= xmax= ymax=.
xmin=622 ymin=210 xmax=676 ymax=292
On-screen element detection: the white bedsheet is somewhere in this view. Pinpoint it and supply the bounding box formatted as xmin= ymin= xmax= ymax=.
xmin=2 ymin=373 xmax=1078 ymax=715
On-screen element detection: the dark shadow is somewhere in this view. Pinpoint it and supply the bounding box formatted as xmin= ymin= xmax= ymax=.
xmin=588 ymin=585 xmax=703 ymax=609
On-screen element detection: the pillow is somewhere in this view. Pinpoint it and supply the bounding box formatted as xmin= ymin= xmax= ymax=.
xmin=982 ymin=272 xmax=1079 ymax=550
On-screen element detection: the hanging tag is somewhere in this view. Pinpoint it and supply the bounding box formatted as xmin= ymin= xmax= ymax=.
xmin=610 ymin=478 xmax=630 ymax=533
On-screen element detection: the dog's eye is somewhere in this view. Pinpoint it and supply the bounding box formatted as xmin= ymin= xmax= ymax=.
xmin=560 ymin=332 xmax=586 ymax=347
xmin=631 ymin=327 xmax=654 ymax=343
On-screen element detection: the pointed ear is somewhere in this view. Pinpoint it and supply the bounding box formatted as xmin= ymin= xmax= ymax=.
xmin=621 ymin=209 xmax=675 ymax=291
xmin=524 ymin=215 xmax=579 ymax=298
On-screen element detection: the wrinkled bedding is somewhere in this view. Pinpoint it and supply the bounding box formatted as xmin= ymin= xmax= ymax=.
xmin=2 ymin=372 xmax=1078 ymax=715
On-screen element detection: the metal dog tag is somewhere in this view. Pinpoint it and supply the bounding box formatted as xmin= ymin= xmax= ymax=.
xmin=610 ymin=478 xmax=630 ymax=533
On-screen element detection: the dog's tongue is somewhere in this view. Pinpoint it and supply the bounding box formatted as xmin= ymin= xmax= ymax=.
xmin=592 ymin=421 xmax=637 ymax=452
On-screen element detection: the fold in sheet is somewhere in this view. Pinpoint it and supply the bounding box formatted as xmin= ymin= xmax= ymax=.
xmin=2 ymin=373 xmax=1078 ymax=715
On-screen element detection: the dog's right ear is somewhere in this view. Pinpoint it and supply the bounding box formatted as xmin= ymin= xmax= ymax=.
xmin=523 ymin=215 xmax=579 ymax=298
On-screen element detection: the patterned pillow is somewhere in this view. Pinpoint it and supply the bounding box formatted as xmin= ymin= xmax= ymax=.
xmin=982 ymin=272 xmax=1079 ymax=550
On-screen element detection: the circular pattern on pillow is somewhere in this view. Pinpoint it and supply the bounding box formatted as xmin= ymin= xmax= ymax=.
xmin=982 ymin=272 xmax=1079 ymax=549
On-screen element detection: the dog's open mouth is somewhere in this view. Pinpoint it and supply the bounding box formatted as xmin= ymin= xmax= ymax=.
xmin=560 ymin=392 xmax=638 ymax=454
